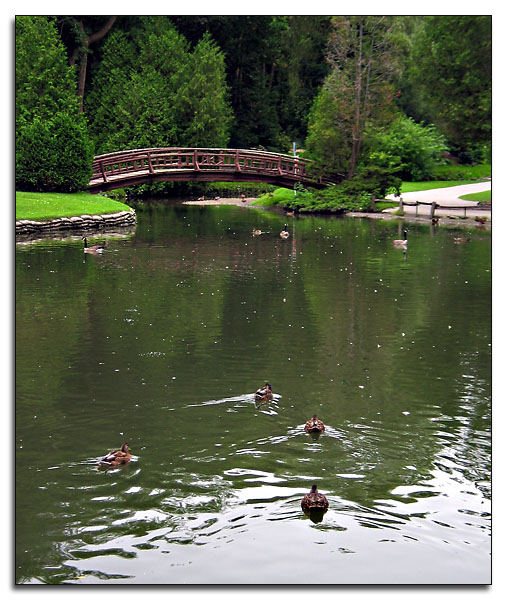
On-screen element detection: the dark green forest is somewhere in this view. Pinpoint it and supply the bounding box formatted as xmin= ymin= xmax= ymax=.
xmin=15 ymin=15 xmax=491 ymax=199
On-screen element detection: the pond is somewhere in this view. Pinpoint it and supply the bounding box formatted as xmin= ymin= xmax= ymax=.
xmin=15 ymin=202 xmax=491 ymax=584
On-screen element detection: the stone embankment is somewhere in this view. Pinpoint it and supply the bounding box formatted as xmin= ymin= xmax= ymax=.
xmin=15 ymin=209 xmax=136 ymax=235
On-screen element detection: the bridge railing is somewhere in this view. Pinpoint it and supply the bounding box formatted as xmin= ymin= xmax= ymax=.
xmin=90 ymin=147 xmax=337 ymax=188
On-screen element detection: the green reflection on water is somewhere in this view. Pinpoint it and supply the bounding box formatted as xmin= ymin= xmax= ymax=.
xmin=16 ymin=204 xmax=491 ymax=584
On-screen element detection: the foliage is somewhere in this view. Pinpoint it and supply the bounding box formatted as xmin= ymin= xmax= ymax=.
xmin=85 ymin=18 xmax=232 ymax=154
xmin=16 ymin=114 xmax=94 ymax=192
xmin=408 ymin=16 xmax=491 ymax=160
xmin=16 ymin=191 xmax=130 ymax=220
xmin=15 ymin=15 xmax=491 ymax=199
xmin=15 ymin=16 xmax=94 ymax=192
xmin=306 ymin=16 xmax=402 ymax=179
xmin=366 ymin=115 xmax=447 ymax=181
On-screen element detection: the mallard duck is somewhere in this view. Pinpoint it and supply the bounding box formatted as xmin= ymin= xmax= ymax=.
xmin=253 ymin=229 xmax=263 ymax=236
xmin=301 ymin=484 xmax=329 ymax=512
xmin=393 ymin=230 xmax=408 ymax=247
xmin=99 ymin=442 xmax=131 ymax=467
xmin=431 ymin=216 xmax=439 ymax=225
xmin=280 ymin=224 xmax=290 ymax=239
xmin=475 ymin=216 xmax=488 ymax=224
xmin=304 ymin=414 xmax=325 ymax=434
xmin=255 ymin=382 xmax=273 ymax=402
xmin=83 ymin=237 xmax=107 ymax=254
xmin=454 ymin=237 xmax=471 ymax=244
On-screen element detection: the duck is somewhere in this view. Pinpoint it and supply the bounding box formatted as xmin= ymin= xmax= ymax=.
xmin=280 ymin=224 xmax=290 ymax=239
xmin=255 ymin=382 xmax=273 ymax=402
xmin=475 ymin=216 xmax=488 ymax=224
xmin=304 ymin=414 xmax=325 ymax=434
xmin=454 ymin=237 xmax=471 ymax=244
xmin=253 ymin=229 xmax=263 ymax=236
xmin=301 ymin=484 xmax=329 ymax=512
xmin=83 ymin=237 xmax=107 ymax=254
xmin=99 ymin=442 xmax=131 ymax=467
xmin=198 ymin=196 xmax=205 ymax=201
xmin=431 ymin=216 xmax=440 ymax=225
xmin=392 ymin=230 xmax=408 ymax=247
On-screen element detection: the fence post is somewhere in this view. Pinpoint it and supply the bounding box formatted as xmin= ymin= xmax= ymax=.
xmin=398 ymin=196 xmax=404 ymax=212
xmin=430 ymin=202 xmax=436 ymax=219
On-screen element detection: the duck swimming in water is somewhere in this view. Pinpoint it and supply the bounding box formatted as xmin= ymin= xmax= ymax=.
xmin=301 ymin=484 xmax=329 ymax=512
xmin=99 ymin=442 xmax=131 ymax=467
xmin=304 ymin=415 xmax=325 ymax=434
xmin=280 ymin=224 xmax=290 ymax=239
xmin=255 ymin=382 xmax=273 ymax=402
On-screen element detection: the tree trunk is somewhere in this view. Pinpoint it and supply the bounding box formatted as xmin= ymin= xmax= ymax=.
xmin=70 ymin=16 xmax=117 ymax=112
xmin=348 ymin=19 xmax=363 ymax=178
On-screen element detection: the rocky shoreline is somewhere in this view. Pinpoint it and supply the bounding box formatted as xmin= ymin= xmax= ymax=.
xmin=15 ymin=208 xmax=136 ymax=235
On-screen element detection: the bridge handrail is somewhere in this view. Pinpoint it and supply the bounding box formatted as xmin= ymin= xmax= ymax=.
xmin=90 ymin=147 xmax=339 ymax=189
xmin=91 ymin=148 xmax=309 ymax=175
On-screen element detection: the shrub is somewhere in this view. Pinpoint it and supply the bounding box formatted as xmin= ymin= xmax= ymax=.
xmin=367 ymin=116 xmax=447 ymax=181
xmin=16 ymin=114 xmax=93 ymax=192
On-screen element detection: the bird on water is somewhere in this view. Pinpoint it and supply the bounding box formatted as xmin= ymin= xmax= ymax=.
xmin=280 ymin=224 xmax=290 ymax=239
xmin=255 ymin=382 xmax=273 ymax=402
xmin=304 ymin=415 xmax=325 ymax=434
xmin=98 ymin=442 xmax=131 ymax=467
xmin=301 ymin=484 xmax=329 ymax=512
xmin=392 ymin=230 xmax=408 ymax=247
xmin=83 ymin=237 xmax=107 ymax=254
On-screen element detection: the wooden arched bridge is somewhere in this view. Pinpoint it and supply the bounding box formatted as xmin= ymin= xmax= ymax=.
xmin=89 ymin=147 xmax=339 ymax=193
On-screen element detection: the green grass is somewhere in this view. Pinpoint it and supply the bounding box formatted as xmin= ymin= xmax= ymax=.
xmin=16 ymin=191 xmax=131 ymax=221
xmin=433 ymin=162 xmax=491 ymax=180
xmin=254 ymin=187 xmax=296 ymax=206
xmin=400 ymin=180 xmax=485 ymax=193
xmin=459 ymin=190 xmax=491 ymax=203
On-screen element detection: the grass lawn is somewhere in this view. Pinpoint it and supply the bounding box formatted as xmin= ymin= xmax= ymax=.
xmin=16 ymin=191 xmax=131 ymax=221
xmin=400 ymin=180 xmax=487 ymax=193
xmin=253 ymin=187 xmax=296 ymax=206
xmin=459 ymin=190 xmax=491 ymax=203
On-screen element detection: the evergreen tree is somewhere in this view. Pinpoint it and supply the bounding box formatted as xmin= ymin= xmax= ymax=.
xmin=15 ymin=16 xmax=93 ymax=191
xmin=409 ymin=15 xmax=491 ymax=161
xmin=86 ymin=18 xmax=232 ymax=153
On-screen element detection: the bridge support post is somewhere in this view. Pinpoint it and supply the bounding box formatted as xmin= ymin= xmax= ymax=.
xmin=430 ymin=202 xmax=437 ymax=219
xmin=147 ymin=153 xmax=154 ymax=174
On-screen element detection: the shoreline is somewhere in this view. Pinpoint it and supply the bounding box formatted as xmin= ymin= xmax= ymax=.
xmin=15 ymin=192 xmax=491 ymax=237
xmin=15 ymin=208 xmax=136 ymax=235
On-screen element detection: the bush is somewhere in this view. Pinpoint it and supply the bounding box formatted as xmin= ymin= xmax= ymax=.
xmin=367 ymin=116 xmax=447 ymax=181
xmin=16 ymin=114 xmax=94 ymax=192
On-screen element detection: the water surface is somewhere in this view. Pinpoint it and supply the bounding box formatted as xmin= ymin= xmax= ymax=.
xmin=15 ymin=203 xmax=491 ymax=584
